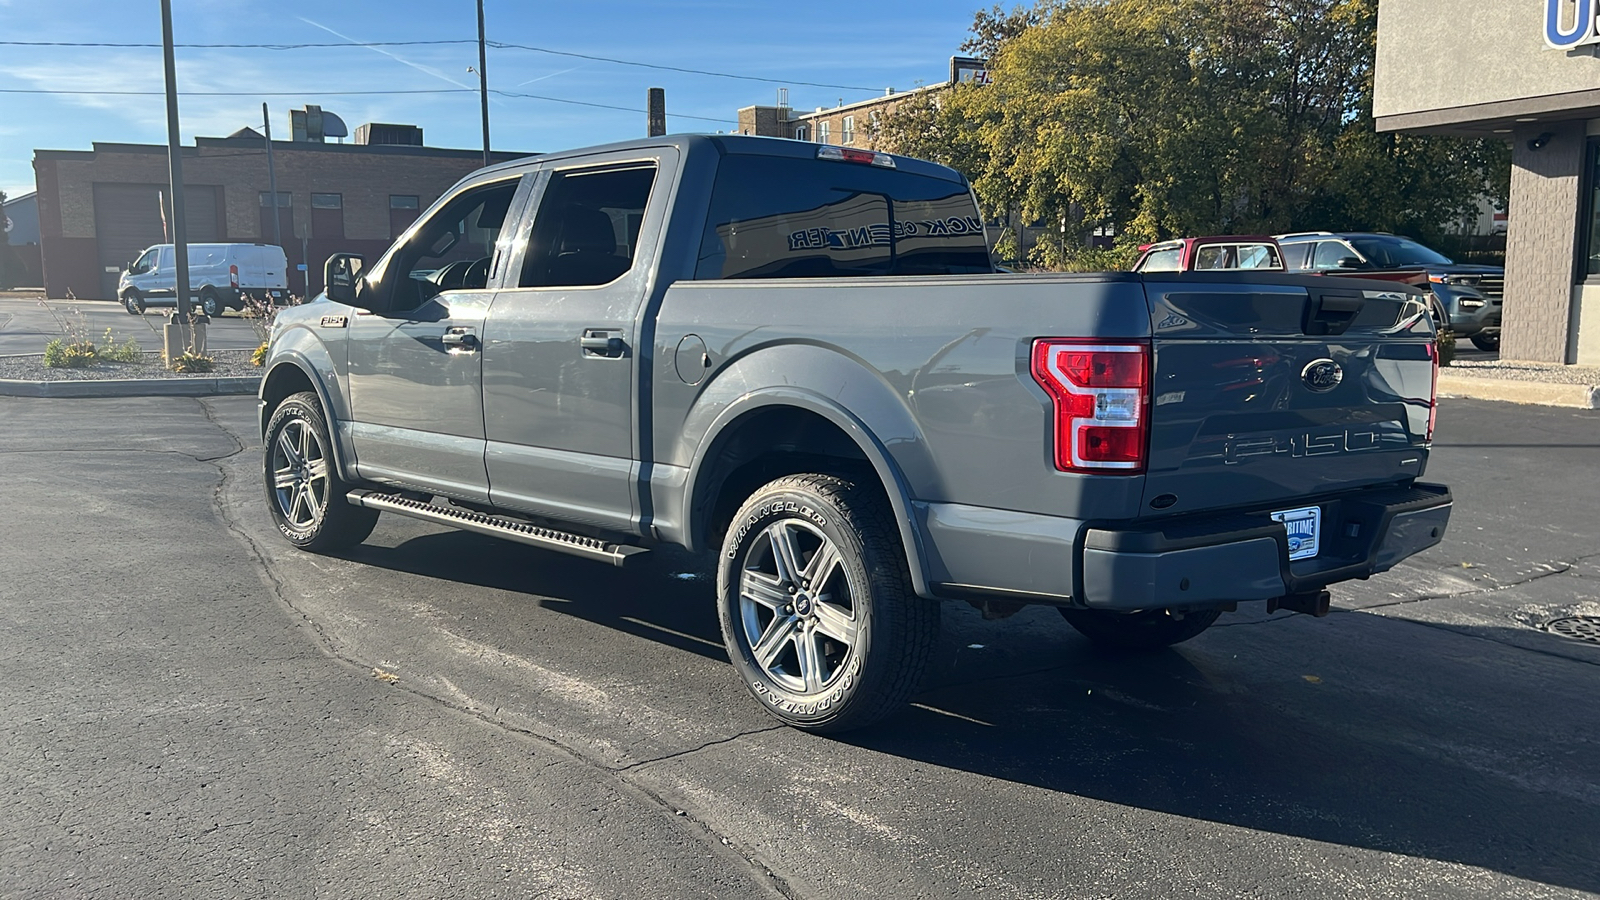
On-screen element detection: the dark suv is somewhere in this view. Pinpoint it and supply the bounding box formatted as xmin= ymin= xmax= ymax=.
xmin=1277 ymin=232 xmax=1502 ymax=350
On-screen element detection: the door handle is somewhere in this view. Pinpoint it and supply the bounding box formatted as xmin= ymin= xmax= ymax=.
xmin=442 ymin=328 xmax=479 ymax=351
xmin=580 ymin=329 xmax=627 ymax=358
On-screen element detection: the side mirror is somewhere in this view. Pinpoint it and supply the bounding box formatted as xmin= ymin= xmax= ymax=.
xmin=324 ymin=253 xmax=367 ymax=306
xmin=1336 ymin=256 xmax=1364 ymax=269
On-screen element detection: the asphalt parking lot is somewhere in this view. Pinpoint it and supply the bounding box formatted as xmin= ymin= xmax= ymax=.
xmin=0 ymin=296 xmax=266 ymax=356
xmin=1 ymin=394 xmax=1595 ymax=899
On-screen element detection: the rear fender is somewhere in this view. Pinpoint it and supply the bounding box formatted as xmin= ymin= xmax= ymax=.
xmin=676 ymin=344 xmax=938 ymax=597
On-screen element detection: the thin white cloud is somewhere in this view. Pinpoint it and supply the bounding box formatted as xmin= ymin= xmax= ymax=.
xmin=296 ymin=16 xmax=474 ymax=90
xmin=516 ymin=64 xmax=590 ymax=88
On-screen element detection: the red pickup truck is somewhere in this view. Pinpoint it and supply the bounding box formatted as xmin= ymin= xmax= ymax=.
xmin=1132 ymin=236 xmax=1285 ymax=273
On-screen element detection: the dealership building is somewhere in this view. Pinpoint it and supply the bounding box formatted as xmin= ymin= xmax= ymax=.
xmin=1377 ymin=0 xmax=1600 ymax=365
xmin=32 ymin=108 xmax=528 ymax=301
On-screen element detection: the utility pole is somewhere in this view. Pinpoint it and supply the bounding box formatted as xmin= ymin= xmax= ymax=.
xmin=648 ymin=87 xmax=666 ymax=137
xmin=159 ymin=0 xmax=191 ymax=321
xmin=262 ymin=103 xmax=282 ymax=247
xmin=477 ymin=0 xmax=490 ymax=168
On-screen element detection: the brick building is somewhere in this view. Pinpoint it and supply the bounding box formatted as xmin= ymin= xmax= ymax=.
xmin=736 ymin=57 xmax=988 ymax=151
xmin=32 ymin=117 xmax=529 ymax=300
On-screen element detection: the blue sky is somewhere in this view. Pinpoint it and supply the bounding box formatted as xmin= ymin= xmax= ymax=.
xmin=0 ymin=0 xmax=984 ymax=198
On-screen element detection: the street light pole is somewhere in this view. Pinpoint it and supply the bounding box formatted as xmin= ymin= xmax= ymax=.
xmin=159 ymin=0 xmax=191 ymax=320
xmin=477 ymin=0 xmax=490 ymax=169
xmin=262 ymin=103 xmax=281 ymax=247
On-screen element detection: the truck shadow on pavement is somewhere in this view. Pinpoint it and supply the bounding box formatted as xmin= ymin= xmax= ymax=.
xmin=341 ymin=530 xmax=1600 ymax=896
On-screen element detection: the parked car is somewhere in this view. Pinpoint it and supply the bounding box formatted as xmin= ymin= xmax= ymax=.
xmin=120 ymin=242 xmax=289 ymax=317
xmin=259 ymin=135 xmax=1451 ymax=733
xmin=1133 ymin=236 xmax=1285 ymax=273
xmin=1276 ymin=232 xmax=1502 ymax=350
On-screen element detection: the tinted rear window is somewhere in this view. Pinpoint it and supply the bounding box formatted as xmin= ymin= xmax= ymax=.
xmin=695 ymin=155 xmax=993 ymax=280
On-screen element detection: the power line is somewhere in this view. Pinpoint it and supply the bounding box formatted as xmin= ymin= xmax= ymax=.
xmin=487 ymin=41 xmax=882 ymax=92
xmin=0 ymin=87 xmax=739 ymax=124
xmin=1 ymin=88 xmax=469 ymax=95
xmin=0 ymin=37 xmax=886 ymax=93
xmin=0 ymin=39 xmax=473 ymax=49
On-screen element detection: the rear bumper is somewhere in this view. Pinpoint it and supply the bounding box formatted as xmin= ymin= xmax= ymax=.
xmin=1078 ymin=483 xmax=1451 ymax=611
xmin=918 ymin=483 xmax=1451 ymax=610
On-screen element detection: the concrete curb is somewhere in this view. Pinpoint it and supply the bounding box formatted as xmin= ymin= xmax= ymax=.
xmin=0 ymin=376 xmax=259 ymax=398
xmin=1438 ymin=373 xmax=1600 ymax=409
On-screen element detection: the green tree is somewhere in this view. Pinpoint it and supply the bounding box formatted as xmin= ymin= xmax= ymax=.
xmin=878 ymin=0 xmax=1510 ymax=269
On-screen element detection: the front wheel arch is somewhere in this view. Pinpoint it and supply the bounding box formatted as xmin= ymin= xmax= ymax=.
xmin=260 ymin=359 xmax=355 ymax=484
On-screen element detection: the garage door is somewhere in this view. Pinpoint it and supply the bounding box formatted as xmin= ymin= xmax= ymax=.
xmin=94 ymin=183 xmax=220 ymax=300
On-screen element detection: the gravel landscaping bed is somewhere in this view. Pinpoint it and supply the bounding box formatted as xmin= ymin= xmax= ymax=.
xmin=1449 ymin=358 xmax=1600 ymax=385
xmin=0 ymin=350 xmax=261 ymax=382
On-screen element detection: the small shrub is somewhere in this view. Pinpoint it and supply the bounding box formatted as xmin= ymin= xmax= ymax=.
xmin=106 ymin=337 xmax=144 ymax=363
xmin=169 ymin=352 xmax=215 ymax=374
xmin=44 ymin=337 xmax=98 ymax=368
xmin=251 ymin=341 xmax=269 ymax=367
xmin=1437 ymin=330 xmax=1457 ymax=367
xmin=100 ymin=328 xmax=144 ymax=363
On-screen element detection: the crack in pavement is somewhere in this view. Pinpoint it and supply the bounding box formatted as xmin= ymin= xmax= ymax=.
xmin=1355 ymin=551 xmax=1600 ymax=611
xmin=192 ymin=404 xmax=801 ymax=900
xmin=1337 ymin=606 xmax=1600 ymax=668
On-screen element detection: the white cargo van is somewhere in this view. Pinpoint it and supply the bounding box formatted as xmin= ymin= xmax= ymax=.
xmin=119 ymin=243 xmax=289 ymax=316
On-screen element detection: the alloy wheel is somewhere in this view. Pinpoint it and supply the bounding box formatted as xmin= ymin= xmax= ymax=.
xmin=737 ymin=519 xmax=859 ymax=695
xmin=270 ymin=418 xmax=330 ymax=530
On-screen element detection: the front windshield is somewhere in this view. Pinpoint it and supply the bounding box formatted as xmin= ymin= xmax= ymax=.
xmin=1349 ymin=237 xmax=1453 ymax=267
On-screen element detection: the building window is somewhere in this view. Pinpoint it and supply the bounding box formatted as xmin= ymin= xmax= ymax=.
xmin=794 ymin=125 xmax=810 ymax=142
xmin=310 ymin=193 xmax=344 ymax=240
xmin=817 ymin=120 xmax=830 ymax=144
xmin=258 ymin=192 xmax=293 ymax=245
xmin=1586 ymin=142 xmax=1600 ymax=278
xmin=842 ymin=116 xmax=855 ymax=145
xmin=389 ymin=194 xmax=421 ymax=239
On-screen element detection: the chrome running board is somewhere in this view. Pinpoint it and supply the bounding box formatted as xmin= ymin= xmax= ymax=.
xmin=345 ymin=490 xmax=650 ymax=568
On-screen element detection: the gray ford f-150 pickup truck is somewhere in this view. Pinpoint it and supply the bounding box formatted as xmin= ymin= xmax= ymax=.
xmin=259 ymin=134 xmax=1451 ymax=732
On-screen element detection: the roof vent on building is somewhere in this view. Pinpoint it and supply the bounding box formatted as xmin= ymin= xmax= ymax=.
xmin=228 ymin=126 xmax=264 ymax=140
xmin=289 ymin=105 xmax=349 ymax=143
xmin=354 ymin=122 xmax=424 ymax=147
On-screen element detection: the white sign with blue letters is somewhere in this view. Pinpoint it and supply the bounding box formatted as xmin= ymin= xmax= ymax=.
xmin=1547 ymin=0 xmax=1600 ymax=50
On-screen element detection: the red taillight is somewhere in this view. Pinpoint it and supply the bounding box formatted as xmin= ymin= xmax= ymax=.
xmin=229 ymin=264 xmax=239 ymax=288
xmin=1030 ymin=340 xmax=1150 ymax=473
xmin=1425 ymin=340 xmax=1439 ymax=442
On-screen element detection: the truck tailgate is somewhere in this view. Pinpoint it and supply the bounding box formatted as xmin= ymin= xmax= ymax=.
xmin=1138 ymin=276 xmax=1435 ymax=520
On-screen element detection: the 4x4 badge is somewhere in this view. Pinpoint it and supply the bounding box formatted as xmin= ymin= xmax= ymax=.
xmin=319 ymin=315 xmax=348 ymax=328
xmin=1302 ymin=358 xmax=1343 ymax=392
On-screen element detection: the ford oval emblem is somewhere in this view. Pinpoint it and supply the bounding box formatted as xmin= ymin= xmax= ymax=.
xmin=1302 ymin=359 xmax=1344 ymax=392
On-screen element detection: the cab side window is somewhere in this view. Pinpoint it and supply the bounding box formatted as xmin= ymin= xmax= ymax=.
xmin=520 ymin=165 xmax=658 ymax=288
xmin=1313 ymin=241 xmax=1355 ymax=270
xmin=386 ymin=179 xmax=520 ymax=310
xmin=1139 ymin=247 xmax=1182 ymax=272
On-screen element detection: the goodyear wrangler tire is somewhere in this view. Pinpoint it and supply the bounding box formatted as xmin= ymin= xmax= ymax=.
xmin=717 ymin=473 xmax=939 ymax=733
xmin=1058 ymin=607 xmax=1221 ymax=651
xmin=263 ymin=391 xmax=379 ymax=552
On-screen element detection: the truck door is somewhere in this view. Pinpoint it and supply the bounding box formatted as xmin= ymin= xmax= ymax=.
xmin=147 ymin=246 xmax=176 ymax=299
xmin=481 ymin=151 xmax=672 ymax=534
xmin=344 ymin=174 xmax=532 ymax=503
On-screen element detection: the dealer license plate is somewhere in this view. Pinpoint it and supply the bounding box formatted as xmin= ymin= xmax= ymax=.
xmin=1271 ymin=506 xmax=1322 ymax=561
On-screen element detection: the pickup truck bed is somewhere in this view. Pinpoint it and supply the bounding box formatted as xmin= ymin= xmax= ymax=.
xmin=259 ymin=135 xmax=1450 ymax=732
